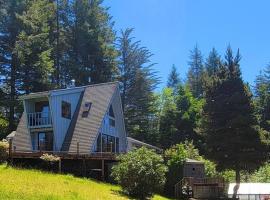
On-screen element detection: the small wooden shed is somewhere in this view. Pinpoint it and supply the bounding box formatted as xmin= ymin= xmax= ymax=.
xmin=183 ymin=158 xmax=205 ymax=179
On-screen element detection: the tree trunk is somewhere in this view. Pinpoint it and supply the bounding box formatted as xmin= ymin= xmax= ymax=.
xmin=232 ymin=167 xmax=240 ymax=199
xmin=8 ymin=54 xmax=17 ymax=133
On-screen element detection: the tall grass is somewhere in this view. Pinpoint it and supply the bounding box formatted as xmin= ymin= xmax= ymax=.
xmin=0 ymin=164 xmax=170 ymax=200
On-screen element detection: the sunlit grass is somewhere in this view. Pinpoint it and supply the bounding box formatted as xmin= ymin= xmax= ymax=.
xmin=0 ymin=164 xmax=171 ymax=200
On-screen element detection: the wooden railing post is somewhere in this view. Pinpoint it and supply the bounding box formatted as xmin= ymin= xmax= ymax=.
xmin=110 ymin=142 xmax=113 ymax=153
xmin=77 ymin=141 xmax=79 ymax=155
xmin=58 ymin=158 xmax=62 ymax=174
xmin=101 ymin=159 xmax=105 ymax=181
xmin=8 ymin=138 xmax=12 ymax=158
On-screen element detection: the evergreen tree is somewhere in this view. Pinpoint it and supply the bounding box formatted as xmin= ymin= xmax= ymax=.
xmin=202 ymin=47 xmax=267 ymax=197
xmin=15 ymin=0 xmax=55 ymax=93
xmin=68 ymin=0 xmax=118 ymax=86
xmin=159 ymin=88 xmax=177 ymax=148
xmin=117 ymin=28 xmax=159 ymax=144
xmin=187 ymin=45 xmax=204 ymax=98
xmin=52 ymin=0 xmax=73 ymax=88
xmin=254 ymin=65 xmax=270 ymax=132
xmin=0 ymin=0 xmax=26 ymax=132
xmin=159 ymin=85 xmax=203 ymax=149
xmin=205 ymin=48 xmax=221 ymax=77
xmin=167 ymin=64 xmax=180 ymax=91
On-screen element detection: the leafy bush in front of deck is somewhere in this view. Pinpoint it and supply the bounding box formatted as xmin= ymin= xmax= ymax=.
xmin=40 ymin=154 xmax=60 ymax=171
xmin=0 ymin=139 xmax=9 ymax=163
xmin=40 ymin=153 xmax=60 ymax=163
xmin=111 ymin=147 xmax=167 ymax=200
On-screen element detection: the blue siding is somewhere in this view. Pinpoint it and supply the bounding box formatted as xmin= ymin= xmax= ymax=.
xmin=50 ymin=90 xmax=83 ymax=151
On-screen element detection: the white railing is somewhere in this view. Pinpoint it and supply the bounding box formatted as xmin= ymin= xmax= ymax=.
xmin=27 ymin=112 xmax=52 ymax=128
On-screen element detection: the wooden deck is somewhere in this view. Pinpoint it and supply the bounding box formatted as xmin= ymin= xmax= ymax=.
xmin=9 ymin=150 xmax=119 ymax=180
xmin=10 ymin=151 xmax=118 ymax=161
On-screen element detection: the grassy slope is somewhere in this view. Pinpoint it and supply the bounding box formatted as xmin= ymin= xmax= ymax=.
xmin=0 ymin=165 xmax=170 ymax=200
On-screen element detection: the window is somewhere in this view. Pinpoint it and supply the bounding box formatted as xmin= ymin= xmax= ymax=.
xmin=82 ymin=102 xmax=92 ymax=118
xmin=96 ymin=133 xmax=119 ymax=153
xmin=38 ymin=132 xmax=46 ymax=150
xmin=109 ymin=105 xmax=115 ymax=117
xmin=109 ymin=118 xmax=115 ymax=127
xmin=62 ymin=101 xmax=71 ymax=119
xmin=109 ymin=105 xmax=115 ymax=127
xmin=116 ymin=137 xmax=119 ymax=153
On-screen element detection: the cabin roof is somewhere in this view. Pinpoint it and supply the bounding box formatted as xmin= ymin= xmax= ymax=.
xmin=20 ymin=81 xmax=119 ymax=100
xmin=228 ymin=183 xmax=270 ymax=194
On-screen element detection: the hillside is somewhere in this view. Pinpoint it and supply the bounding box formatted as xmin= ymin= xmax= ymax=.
xmin=0 ymin=165 xmax=170 ymax=200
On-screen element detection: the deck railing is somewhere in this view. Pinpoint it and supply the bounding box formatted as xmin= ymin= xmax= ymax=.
xmin=27 ymin=112 xmax=52 ymax=128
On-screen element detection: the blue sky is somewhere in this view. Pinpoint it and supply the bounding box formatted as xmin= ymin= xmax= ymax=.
xmin=104 ymin=0 xmax=270 ymax=90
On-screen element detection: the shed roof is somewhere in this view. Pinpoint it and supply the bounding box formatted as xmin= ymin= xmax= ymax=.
xmin=185 ymin=158 xmax=204 ymax=164
xmin=228 ymin=183 xmax=270 ymax=195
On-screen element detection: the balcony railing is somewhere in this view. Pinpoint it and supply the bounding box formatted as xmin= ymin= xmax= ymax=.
xmin=27 ymin=112 xmax=52 ymax=128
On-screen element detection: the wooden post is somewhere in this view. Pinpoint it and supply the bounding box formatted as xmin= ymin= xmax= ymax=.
xmin=110 ymin=142 xmax=113 ymax=153
xmin=77 ymin=141 xmax=79 ymax=155
xmin=82 ymin=158 xmax=86 ymax=176
xmin=39 ymin=141 xmax=42 ymax=155
xmin=8 ymin=139 xmax=13 ymax=165
xmin=58 ymin=158 xmax=62 ymax=174
xmin=8 ymin=139 xmax=12 ymax=158
xmin=101 ymin=159 xmax=105 ymax=181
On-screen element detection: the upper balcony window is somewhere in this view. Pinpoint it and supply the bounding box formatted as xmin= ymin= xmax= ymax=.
xmin=62 ymin=101 xmax=71 ymax=119
xmin=35 ymin=101 xmax=49 ymax=113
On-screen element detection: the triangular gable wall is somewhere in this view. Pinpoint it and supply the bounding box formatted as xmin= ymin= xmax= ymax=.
xmin=109 ymin=86 xmax=127 ymax=152
xmin=12 ymin=112 xmax=32 ymax=151
xmin=67 ymin=83 xmax=117 ymax=153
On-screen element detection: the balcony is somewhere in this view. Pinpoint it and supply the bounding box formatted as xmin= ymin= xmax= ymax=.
xmin=27 ymin=112 xmax=52 ymax=128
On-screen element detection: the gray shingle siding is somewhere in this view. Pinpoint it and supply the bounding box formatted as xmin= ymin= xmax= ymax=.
xmin=67 ymin=83 xmax=117 ymax=153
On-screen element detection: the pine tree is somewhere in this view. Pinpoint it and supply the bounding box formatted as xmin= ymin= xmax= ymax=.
xmin=254 ymin=65 xmax=270 ymax=132
xmin=117 ymin=28 xmax=159 ymax=144
xmin=15 ymin=0 xmax=55 ymax=93
xmin=51 ymin=0 xmax=73 ymax=88
xmin=205 ymin=48 xmax=221 ymax=77
xmin=0 ymin=0 xmax=27 ymax=132
xmin=202 ymin=47 xmax=267 ymax=197
xmin=167 ymin=64 xmax=180 ymax=91
xmin=68 ymin=0 xmax=118 ymax=86
xmin=187 ymin=45 xmax=204 ymax=98
xmin=159 ymin=85 xmax=204 ymax=149
xmin=159 ymin=87 xmax=178 ymax=148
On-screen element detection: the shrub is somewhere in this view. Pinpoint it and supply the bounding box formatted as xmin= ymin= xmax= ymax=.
xmin=0 ymin=139 xmax=9 ymax=163
xmin=40 ymin=154 xmax=60 ymax=171
xmin=0 ymin=117 xmax=8 ymax=139
xmin=111 ymin=147 xmax=167 ymax=200
xmin=40 ymin=153 xmax=60 ymax=163
xmin=164 ymin=141 xmax=217 ymax=196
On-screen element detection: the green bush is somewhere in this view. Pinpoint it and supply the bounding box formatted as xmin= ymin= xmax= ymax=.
xmin=0 ymin=140 xmax=9 ymax=163
xmin=164 ymin=141 xmax=217 ymax=196
xmin=0 ymin=117 xmax=8 ymax=139
xmin=111 ymin=147 xmax=167 ymax=200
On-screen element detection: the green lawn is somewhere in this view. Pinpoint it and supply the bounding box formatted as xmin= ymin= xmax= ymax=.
xmin=0 ymin=164 xmax=171 ymax=200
